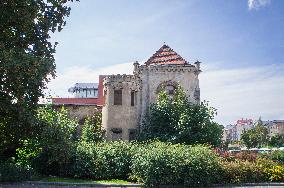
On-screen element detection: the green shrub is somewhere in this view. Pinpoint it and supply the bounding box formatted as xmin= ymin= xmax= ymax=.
xmin=130 ymin=141 xmax=222 ymax=186
xmin=269 ymin=150 xmax=284 ymax=163
xmin=32 ymin=106 xmax=78 ymax=176
xmin=71 ymin=141 xmax=98 ymax=178
xmin=15 ymin=139 xmax=41 ymax=170
xmin=0 ymin=160 xmax=32 ymax=182
xmin=80 ymin=112 xmax=105 ymax=143
xmin=72 ymin=141 xmax=133 ymax=180
xmin=96 ymin=141 xmax=133 ymax=179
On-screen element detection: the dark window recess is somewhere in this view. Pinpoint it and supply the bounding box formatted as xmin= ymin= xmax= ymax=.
xmin=131 ymin=91 xmax=135 ymax=106
xmin=168 ymin=89 xmax=174 ymax=95
xmin=111 ymin=128 xmax=122 ymax=141
xmin=129 ymin=129 xmax=137 ymax=141
xmin=111 ymin=127 xmax=122 ymax=133
xmin=114 ymin=89 xmax=122 ymax=105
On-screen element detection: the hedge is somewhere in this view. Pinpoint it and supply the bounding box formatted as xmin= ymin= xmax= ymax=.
xmin=4 ymin=141 xmax=284 ymax=185
xmin=130 ymin=142 xmax=222 ymax=186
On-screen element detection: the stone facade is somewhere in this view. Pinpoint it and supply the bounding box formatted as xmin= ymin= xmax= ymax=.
xmin=53 ymin=104 xmax=101 ymax=123
xmin=102 ymin=45 xmax=201 ymax=141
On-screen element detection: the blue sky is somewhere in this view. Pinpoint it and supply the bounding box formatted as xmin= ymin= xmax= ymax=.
xmin=48 ymin=0 xmax=284 ymax=125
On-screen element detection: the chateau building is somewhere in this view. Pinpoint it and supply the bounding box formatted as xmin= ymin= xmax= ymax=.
xmin=52 ymin=45 xmax=201 ymax=141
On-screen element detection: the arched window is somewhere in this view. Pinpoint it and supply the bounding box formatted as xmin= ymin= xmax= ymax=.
xmin=156 ymin=80 xmax=179 ymax=101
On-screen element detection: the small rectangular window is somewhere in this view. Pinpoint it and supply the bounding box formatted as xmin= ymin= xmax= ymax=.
xmin=129 ymin=129 xmax=137 ymax=141
xmin=111 ymin=128 xmax=122 ymax=141
xmin=114 ymin=89 xmax=122 ymax=105
xmin=131 ymin=91 xmax=135 ymax=106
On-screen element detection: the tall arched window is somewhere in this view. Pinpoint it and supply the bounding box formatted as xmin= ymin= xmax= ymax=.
xmin=156 ymin=80 xmax=179 ymax=101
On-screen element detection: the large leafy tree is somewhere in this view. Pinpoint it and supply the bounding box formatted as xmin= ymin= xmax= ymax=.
xmin=0 ymin=0 xmax=77 ymax=156
xmin=139 ymin=86 xmax=223 ymax=147
xmin=241 ymin=122 xmax=269 ymax=148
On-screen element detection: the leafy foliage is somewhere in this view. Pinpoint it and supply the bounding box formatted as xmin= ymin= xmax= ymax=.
xmin=72 ymin=141 xmax=133 ymax=179
xmin=130 ymin=141 xmax=222 ymax=186
xmin=139 ymin=86 xmax=223 ymax=146
xmin=221 ymin=160 xmax=267 ymax=184
xmin=263 ymin=165 xmax=284 ymax=182
xmin=268 ymin=150 xmax=284 ymax=163
xmin=0 ymin=0 xmax=78 ymax=157
xmin=0 ymin=159 xmax=33 ymax=182
xmin=241 ymin=122 xmax=269 ymax=148
xmin=269 ymin=134 xmax=284 ymax=147
xmin=80 ymin=112 xmax=105 ymax=143
xmin=32 ymin=106 xmax=78 ymax=176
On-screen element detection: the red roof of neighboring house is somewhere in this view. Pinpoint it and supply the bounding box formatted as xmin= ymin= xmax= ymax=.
xmin=145 ymin=44 xmax=188 ymax=65
xmin=52 ymin=98 xmax=99 ymax=105
xmin=52 ymin=75 xmax=106 ymax=106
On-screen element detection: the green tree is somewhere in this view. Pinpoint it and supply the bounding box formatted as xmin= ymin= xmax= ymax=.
xmin=241 ymin=122 xmax=269 ymax=148
xmin=32 ymin=105 xmax=78 ymax=175
xmin=269 ymin=134 xmax=284 ymax=147
xmin=139 ymin=86 xmax=223 ymax=146
xmin=80 ymin=112 xmax=105 ymax=143
xmin=0 ymin=0 xmax=77 ymax=156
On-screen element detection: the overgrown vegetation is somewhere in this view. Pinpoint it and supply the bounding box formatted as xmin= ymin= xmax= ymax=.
xmin=1 ymin=2 xmax=283 ymax=184
xmin=139 ymin=86 xmax=223 ymax=147
xmin=1 ymin=104 xmax=284 ymax=185
xmin=0 ymin=0 xmax=78 ymax=158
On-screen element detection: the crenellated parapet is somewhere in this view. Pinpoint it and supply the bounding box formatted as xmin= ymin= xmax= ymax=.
xmin=134 ymin=63 xmax=200 ymax=75
xmin=103 ymin=74 xmax=141 ymax=91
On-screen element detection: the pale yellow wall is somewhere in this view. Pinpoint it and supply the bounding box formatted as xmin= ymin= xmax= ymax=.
xmin=102 ymin=75 xmax=141 ymax=141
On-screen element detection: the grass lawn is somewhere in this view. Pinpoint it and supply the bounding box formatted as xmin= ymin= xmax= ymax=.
xmin=41 ymin=177 xmax=135 ymax=185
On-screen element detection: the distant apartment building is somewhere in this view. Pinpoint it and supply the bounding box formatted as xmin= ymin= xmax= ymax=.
xmin=223 ymin=119 xmax=284 ymax=142
xmin=223 ymin=118 xmax=254 ymax=142
xmin=263 ymin=120 xmax=284 ymax=137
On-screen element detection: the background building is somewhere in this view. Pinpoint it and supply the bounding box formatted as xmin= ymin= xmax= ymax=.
xmin=223 ymin=118 xmax=254 ymax=142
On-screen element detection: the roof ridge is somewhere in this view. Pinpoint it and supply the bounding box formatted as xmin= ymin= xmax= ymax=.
xmin=145 ymin=44 xmax=188 ymax=65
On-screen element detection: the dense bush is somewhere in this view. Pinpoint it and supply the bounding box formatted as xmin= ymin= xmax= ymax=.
xmin=72 ymin=141 xmax=133 ymax=180
xmin=222 ymin=160 xmax=267 ymax=184
xmin=80 ymin=112 xmax=105 ymax=143
xmin=130 ymin=142 xmax=222 ymax=186
xmin=269 ymin=150 xmax=284 ymax=163
xmin=0 ymin=160 xmax=32 ymax=182
xmin=219 ymin=151 xmax=258 ymax=162
xmin=263 ymin=165 xmax=284 ymax=182
xmin=31 ymin=106 xmax=78 ymax=176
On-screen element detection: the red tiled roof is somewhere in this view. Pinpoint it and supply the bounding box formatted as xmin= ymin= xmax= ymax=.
xmin=145 ymin=44 xmax=188 ymax=65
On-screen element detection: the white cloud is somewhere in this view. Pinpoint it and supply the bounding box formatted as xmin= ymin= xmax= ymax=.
xmin=47 ymin=62 xmax=284 ymax=125
xmin=248 ymin=0 xmax=271 ymax=10
xmin=200 ymin=63 xmax=284 ymax=125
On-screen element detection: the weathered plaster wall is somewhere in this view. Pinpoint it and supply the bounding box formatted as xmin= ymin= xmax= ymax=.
xmin=137 ymin=64 xmax=200 ymax=124
xmin=102 ymin=75 xmax=141 ymax=141
xmin=53 ymin=104 xmax=100 ymax=123
xmin=102 ymin=63 xmax=201 ymax=141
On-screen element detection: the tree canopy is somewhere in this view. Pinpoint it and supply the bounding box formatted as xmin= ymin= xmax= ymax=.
xmin=241 ymin=121 xmax=269 ymax=148
xmin=0 ymin=0 xmax=77 ymax=156
xmin=139 ymin=86 xmax=223 ymax=146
